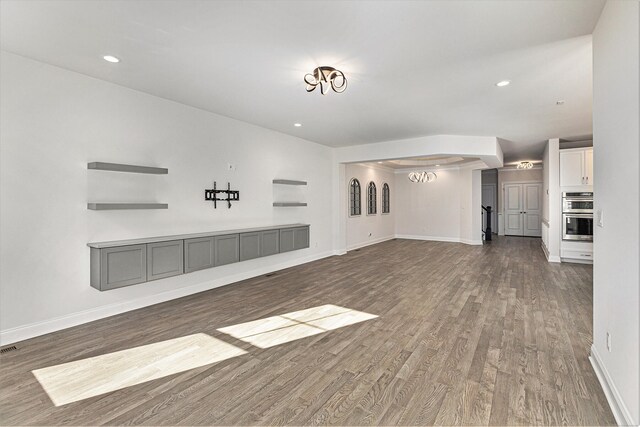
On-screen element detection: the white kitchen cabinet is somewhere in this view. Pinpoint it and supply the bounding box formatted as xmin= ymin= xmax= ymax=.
xmin=584 ymin=148 xmax=593 ymax=185
xmin=561 ymin=240 xmax=593 ymax=264
xmin=560 ymin=147 xmax=593 ymax=187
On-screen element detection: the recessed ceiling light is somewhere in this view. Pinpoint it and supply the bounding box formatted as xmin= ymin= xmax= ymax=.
xmin=293 ymin=123 xmax=302 ymax=127
xmin=435 ymin=164 xmax=440 ymax=167
xmin=556 ymin=100 xmax=565 ymax=105
xmin=378 ymin=162 xmax=383 ymax=164
xmin=103 ymin=55 xmax=120 ymax=63
xmin=495 ymin=80 xmax=511 ymax=87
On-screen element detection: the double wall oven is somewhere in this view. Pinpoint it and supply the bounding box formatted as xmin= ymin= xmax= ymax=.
xmin=562 ymin=192 xmax=593 ymax=241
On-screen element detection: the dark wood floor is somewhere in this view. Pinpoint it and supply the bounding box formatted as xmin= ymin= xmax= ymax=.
xmin=0 ymin=237 xmax=615 ymax=425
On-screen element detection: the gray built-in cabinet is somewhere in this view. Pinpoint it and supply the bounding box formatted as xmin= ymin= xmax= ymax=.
xmin=184 ymin=237 xmax=215 ymax=273
xmin=147 ymin=240 xmax=184 ymax=281
xmin=214 ymin=234 xmax=240 ymax=266
xmin=88 ymin=224 xmax=309 ymax=291
xmin=239 ymin=230 xmax=281 ymax=262
xmin=280 ymin=226 xmax=310 ymax=253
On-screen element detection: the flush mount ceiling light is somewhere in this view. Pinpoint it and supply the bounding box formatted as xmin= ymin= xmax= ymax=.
xmin=293 ymin=123 xmax=302 ymax=127
xmin=516 ymin=161 xmax=534 ymax=169
xmin=408 ymin=171 xmax=437 ymax=183
xmin=495 ymin=80 xmax=511 ymax=87
xmin=103 ymin=55 xmax=120 ymax=63
xmin=304 ymin=66 xmax=347 ymax=95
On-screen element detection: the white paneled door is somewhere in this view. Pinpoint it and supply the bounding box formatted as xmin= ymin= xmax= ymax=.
xmin=504 ymin=183 xmax=542 ymax=237
xmin=504 ymin=184 xmax=524 ymax=235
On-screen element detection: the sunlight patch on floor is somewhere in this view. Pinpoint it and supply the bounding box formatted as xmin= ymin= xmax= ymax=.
xmin=217 ymin=304 xmax=378 ymax=348
xmin=32 ymin=333 xmax=246 ymax=406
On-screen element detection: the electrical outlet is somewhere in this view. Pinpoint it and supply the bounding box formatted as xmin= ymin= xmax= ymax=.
xmin=606 ymin=332 xmax=611 ymax=352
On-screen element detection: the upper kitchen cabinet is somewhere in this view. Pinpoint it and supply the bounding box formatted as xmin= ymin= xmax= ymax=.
xmin=560 ymin=147 xmax=593 ymax=187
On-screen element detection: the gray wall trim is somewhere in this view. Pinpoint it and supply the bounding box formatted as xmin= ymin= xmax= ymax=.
xmin=87 ymin=162 xmax=168 ymax=174
xmin=87 ymin=203 xmax=168 ymax=210
xmin=272 ymin=179 xmax=307 ymax=185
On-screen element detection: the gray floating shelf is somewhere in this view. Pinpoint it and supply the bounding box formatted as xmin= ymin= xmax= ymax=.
xmin=273 ymin=179 xmax=307 ymax=186
xmin=87 ymin=203 xmax=168 ymax=210
xmin=88 ymin=162 xmax=168 ymax=174
xmin=273 ymin=202 xmax=307 ymax=207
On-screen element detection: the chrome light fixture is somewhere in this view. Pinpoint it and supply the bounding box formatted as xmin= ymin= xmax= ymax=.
xmin=304 ymin=66 xmax=347 ymax=95
xmin=516 ymin=161 xmax=534 ymax=169
xmin=408 ymin=171 xmax=437 ymax=183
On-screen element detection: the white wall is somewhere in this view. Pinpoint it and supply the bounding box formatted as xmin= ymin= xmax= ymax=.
xmin=542 ymin=139 xmax=561 ymax=262
xmin=345 ymin=164 xmax=395 ymax=249
xmin=332 ymin=135 xmax=503 ymax=253
xmin=395 ymin=167 xmax=482 ymax=245
xmin=0 ymin=51 xmax=335 ymax=344
xmin=592 ymin=1 xmax=640 ymax=425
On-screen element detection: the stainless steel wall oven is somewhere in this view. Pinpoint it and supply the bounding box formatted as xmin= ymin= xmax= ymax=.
xmin=562 ymin=192 xmax=593 ymax=241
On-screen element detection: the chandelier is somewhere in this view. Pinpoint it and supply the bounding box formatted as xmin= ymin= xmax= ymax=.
xmin=516 ymin=161 xmax=534 ymax=169
xmin=304 ymin=66 xmax=347 ymax=95
xmin=408 ymin=171 xmax=437 ymax=183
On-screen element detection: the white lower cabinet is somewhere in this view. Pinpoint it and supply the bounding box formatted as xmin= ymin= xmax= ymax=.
xmin=561 ymin=240 xmax=593 ymax=263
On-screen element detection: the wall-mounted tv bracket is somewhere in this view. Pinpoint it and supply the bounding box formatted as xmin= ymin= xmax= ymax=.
xmin=205 ymin=181 xmax=240 ymax=208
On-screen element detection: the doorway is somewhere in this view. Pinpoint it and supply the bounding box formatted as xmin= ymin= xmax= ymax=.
xmin=504 ymin=182 xmax=542 ymax=237
xmin=482 ymin=184 xmax=497 ymax=233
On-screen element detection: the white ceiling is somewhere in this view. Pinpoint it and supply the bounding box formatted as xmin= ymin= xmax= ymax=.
xmin=375 ymin=156 xmax=479 ymax=170
xmin=0 ymin=0 xmax=604 ymax=162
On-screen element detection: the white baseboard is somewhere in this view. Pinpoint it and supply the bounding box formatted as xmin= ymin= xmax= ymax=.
xmin=395 ymin=234 xmax=482 ymax=246
xmin=460 ymin=238 xmax=483 ymax=246
xmin=541 ymin=240 xmax=561 ymax=263
xmin=395 ymin=234 xmax=460 ymax=243
xmin=0 ymin=250 xmax=336 ymax=346
xmin=590 ymin=345 xmax=635 ymax=426
xmin=347 ymin=235 xmax=395 ymax=251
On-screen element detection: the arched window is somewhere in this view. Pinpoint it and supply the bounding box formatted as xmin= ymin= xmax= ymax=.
xmin=367 ymin=182 xmax=377 ymax=215
xmin=349 ymin=178 xmax=361 ymax=216
xmin=382 ymin=183 xmax=390 ymax=214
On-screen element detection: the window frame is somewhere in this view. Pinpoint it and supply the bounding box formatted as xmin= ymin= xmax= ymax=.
xmin=382 ymin=183 xmax=390 ymax=214
xmin=367 ymin=181 xmax=377 ymax=215
xmin=348 ymin=178 xmax=362 ymax=217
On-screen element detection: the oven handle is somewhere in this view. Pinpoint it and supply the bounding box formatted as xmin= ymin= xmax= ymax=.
xmin=564 ymin=197 xmax=594 ymax=202
xmin=564 ymin=213 xmax=593 ymax=223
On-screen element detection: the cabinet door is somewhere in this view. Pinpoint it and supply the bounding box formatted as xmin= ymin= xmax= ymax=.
xmin=215 ymin=234 xmax=239 ymax=266
xmin=240 ymin=232 xmax=261 ymax=261
xmin=560 ymin=150 xmax=585 ymax=186
xmin=584 ymin=148 xmax=594 ymax=185
xmin=293 ymin=226 xmax=310 ymax=250
xmin=184 ymin=237 xmax=215 ymax=273
xmin=99 ymin=245 xmax=147 ymax=290
xmin=261 ymin=230 xmax=280 ymax=256
xmin=147 ymin=240 xmax=184 ymax=281
xmin=280 ymin=228 xmax=295 ymax=253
